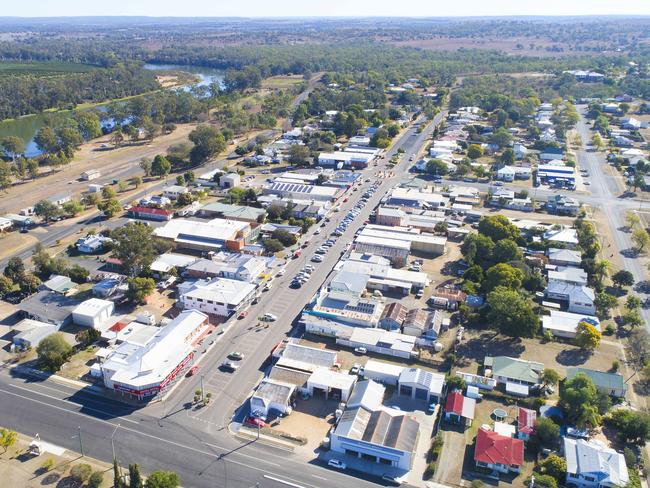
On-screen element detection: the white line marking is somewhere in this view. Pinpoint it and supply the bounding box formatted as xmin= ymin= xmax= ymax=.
xmin=263 ymin=475 xmax=307 ymax=488
xmin=9 ymin=384 xmax=138 ymax=424
xmin=311 ymin=474 xmax=328 ymax=480
xmin=203 ymin=442 xmax=280 ymax=466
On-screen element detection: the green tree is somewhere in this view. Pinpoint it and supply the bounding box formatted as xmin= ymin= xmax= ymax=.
xmin=151 ymin=155 xmax=172 ymax=178
xmin=0 ymin=428 xmax=17 ymax=453
xmin=126 ymin=277 xmax=156 ymax=304
xmin=560 ymin=373 xmax=601 ymax=427
xmin=626 ymin=295 xmax=641 ymax=310
xmin=540 ymin=368 xmax=561 ymax=387
xmin=0 ymin=161 xmax=11 ymax=190
xmin=19 ymin=272 xmax=41 ymax=293
xmin=1 ymin=136 xmax=25 ymax=162
xmin=0 ymin=275 xmax=13 ymax=296
xmin=102 ymin=186 xmax=117 ymax=199
xmin=145 ymin=471 xmax=180 ymax=488
xmin=501 ymin=148 xmax=516 ymax=165
xmin=83 ymin=193 xmax=100 ymax=206
xmin=62 ymin=200 xmax=83 ymax=217
xmin=625 ymin=211 xmax=641 ymax=230
xmin=175 ymin=175 xmax=185 ymax=187
xmin=36 ymin=333 xmax=73 ymax=372
xmin=88 ymin=471 xmax=103 ymax=488
xmin=75 ymin=111 xmax=102 ymax=140
xmin=632 ymin=228 xmax=650 ymax=253
xmin=445 ymin=374 xmax=466 ymax=392
xmin=287 ymin=144 xmax=311 ymax=165
xmin=478 ymin=215 xmax=520 ymax=242
xmin=527 ymin=474 xmax=556 ymax=488
xmin=272 ymin=229 xmax=297 ymax=247
xmin=484 ymin=263 xmax=524 ymax=292
xmin=594 ymin=292 xmax=618 ymax=319
xmin=489 ymin=127 xmax=512 ymax=148
xmin=111 ymin=222 xmax=157 ymax=276
xmin=98 ymin=199 xmax=122 ymax=218
xmin=425 ymin=159 xmax=448 ymax=176
xmin=113 ymin=459 xmax=124 ymax=488
xmin=537 ymin=454 xmax=566 ymax=481
xmin=189 ymin=125 xmax=226 ymax=164
xmin=575 ymin=321 xmax=602 ymax=350
xmin=535 ymin=418 xmax=560 ymax=448
xmin=70 ymin=464 xmax=92 ymax=483
xmin=133 ymin=176 xmax=143 ymax=188
xmin=34 ymin=199 xmax=62 ymax=222
xmin=621 ymin=309 xmax=643 ymax=328
xmin=34 ymin=126 xmax=59 ymax=154
xmin=129 ymin=464 xmax=144 ymax=488
xmin=139 ymin=157 xmax=153 ymax=177
xmin=591 ymin=133 xmax=604 ymax=151
xmin=492 ymin=239 xmax=522 ymax=264
xmin=607 ymin=409 xmax=650 ymax=445
xmin=263 ymin=239 xmax=284 ymax=253
xmin=4 ymin=256 xmax=25 ymax=282
xmin=467 ymin=144 xmax=483 ymax=160
xmin=612 ymin=269 xmax=635 ymax=289
xmin=486 ymin=287 xmax=540 ymax=338
xmin=460 ymin=233 xmax=494 ymax=267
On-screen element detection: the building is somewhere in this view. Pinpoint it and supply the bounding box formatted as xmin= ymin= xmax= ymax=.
xmin=48 ymin=193 xmax=72 ymax=206
xmin=184 ymin=252 xmax=271 ymax=283
xmin=387 ymin=188 xmax=448 ymax=210
xmin=347 ymin=380 xmax=386 ymax=410
xmin=101 ymin=310 xmax=211 ymax=400
xmin=307 ymin=367 xmax=356 ymax=401
xmin=564 ymin=437 xmax=628 ymax=488
xmin=538 ymin=164 xmax=576 ymax=185
xmin=547 ymin=248 xmax=582 ymax=267
xmin=0 ymin=216 xmax=13 ymax=231
xmin=81 ymin=169 xmax=101 ymax=181
xmin=153 ymin=218 xmax=251 ymax=252
xmin=309 ymin=289 xmax=385 ymax=327
xmin=76 ymin=234 xmax=112 ymax=254
xmin=444 ymin=391 xmax=476 ymax=426
xmin=402 ymin=309 xmax=432 ymax=337
xmin=338 ymin=327 xmax=417 ymax=359
xmin=19 ymin=291 xmax=79 ymax=326
xmin=178 ymin=277 xmax=256 ymax=318
xmin=92 ymin=278 xmax=122 ymax=298
xmin=318 ymin=151 xmax=374 ymax=169
xmin=162 ymin=185 xmax=189 ymax=200
xmin=548 ymin=267 xmax=588 ymax=286
xmin=474 ymin=428 xmax=524 ymax=474
xmin=517 ymin=407 xmax=536 ymax=442
xmin=545 ymin=282 xmax=596 ymax=315
xmin=398 ymin=368 xmax=445 ymax=404
xmin=150 ymin=253 xmax=199 ymax=278
xmin=566 ymin=368 xmax=627 ymax=398
xmin=263 ymin=182 xmax=341 ymax=202
xmin=334 ymin=256 xmax=429 ymax=296
xmin=544 ymin=227 xmax=579 ymax=249
xmin=331 ymin=406 xmax=420 ymax=471
xmin=484 ymin=356 xmax=543 ymax=396
xmin=275 ymin=342 xmax=338 ymax=373
xmin=250 ymin=379 xmax=295 ymax=417
xmin=199 ymin=202 xmax=266 ymax=223
xmin=219 ymin=173 xmax=241 ymax=189
xmin=496 ymin=166 xmax=531 ymax=182
xmin=128 ymin=206 xmax=173 ymax=222
xmin=542 ymin=310 xmax=600 ymax=339
xmin=11 ymin=318 xmax=58 ymax=350
xmin=41 ymin=275 xmax=76 ymax=295
xmin=379 ymin=303 xmax=408 ymax=331
xmin=546 ymin=195 xmax=581 ymax=216
xmin=349 ymin=135 xmax=370 ymax=147
xmin=72 ymin=298 xmax=114 ymax=329
xmin=362 ymin=360 xmax=406 ymax=386
xmin=354 ymin=234 xmax=411 ymax=267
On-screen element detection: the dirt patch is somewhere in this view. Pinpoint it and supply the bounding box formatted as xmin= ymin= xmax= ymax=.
xmin=272 ymin=398 xmax=338 ymax=455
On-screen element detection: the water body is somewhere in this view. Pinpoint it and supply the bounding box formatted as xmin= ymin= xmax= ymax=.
xmin=0 ymin=64 xmax=225 ymax=157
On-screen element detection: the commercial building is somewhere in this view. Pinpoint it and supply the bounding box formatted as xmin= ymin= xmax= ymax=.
xmin=76 ymin=234 xmax=112 ymax=254
xmin=338 ymin=327 xmax=417 ymax=359
xmin=331 ymin=406 xmax=420 ymax=471
xmin=354 ymin=234 xmax=411 ymax=267
xmin=564 ymin=437 xmax=628 ymax=488
xmin=542 ymin=310 xmax=600 ymax=339
xmin=178 ymin=277 xmax=256 ymax=318
xmin=386 ymin=188 xmax=448 ymax=210
xmin=263 ymin=182 xmax=341 ymax=202
xmin=19 ymin=291 xmax=79 ymax=326
xmin=153 ymin=218 xmax=251 ymax=252
xmin=397 ymin=368 xmax=445 ymax=404
xmin=308 ymin=289 xmax=385 ymax=327
xmin=198 ymin=202 xmax=265 ymax=223
xmin=538 ymin=164 xmax=576 ymax=185
xmin=317 ymin=151 xmax=374 ymax=169
xmin=361 ymin=224 xmax=447 ymax=255
xmin=219 ymin=173 xmax=241 ymax=189
xmin=307 ymin=367 xmax=357 ymax=401
xmin=72 ymin=298 xmax=115 ymax=329
xmin=100 ymin=310 xmax=211 ymax=400
xmin=250 ymin=379 xmax=295 ymax=417
xmin=11 ymin=319 xmax=58 ymax=350
xmin=362 ymin=360 xmax=407 ymax=386
xmin=184 ymin=252 xmax=272 ymax=283
xmin=334 ymin=255 xmax=429 ymax=295
xmin=150 ymin=253 xmax=199 ymax=278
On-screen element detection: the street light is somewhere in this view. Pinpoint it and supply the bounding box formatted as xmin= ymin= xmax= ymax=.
xmin=110 ymin=423 xmax=121 ymax=462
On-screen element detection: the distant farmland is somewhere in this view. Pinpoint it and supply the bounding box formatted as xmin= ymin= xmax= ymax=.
xmin=0 ymin=61 xmax=97 ymax=76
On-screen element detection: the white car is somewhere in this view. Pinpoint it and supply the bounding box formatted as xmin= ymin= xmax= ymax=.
xmin=327 ymin=459 xmax=347 ymax=470
xmin=312 ymin=255 xmax=323 ymax=262
xmin=314 ymin=229 xmax=321 ymax=235
xmin=354 ymin=347 xmax=368 ymax=354
xmin=262 ymin=313 xmax=277 ymax=322
xmin=276 ymin=269 xmax=286 ymax=277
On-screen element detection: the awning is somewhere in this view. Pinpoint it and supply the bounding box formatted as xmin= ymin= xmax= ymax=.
xmin=506 ymin=382 xmax=529 ymax=397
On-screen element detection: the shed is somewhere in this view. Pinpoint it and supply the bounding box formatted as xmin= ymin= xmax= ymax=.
xmin=12 ymin=319 xmax=58 ymax=350
xmin=362 ymin=359 xmax=405 ymax=385
xmin=249 ymin=379 xmax=295 ymax=417
xmin=72 ymin=298 xmax=114 ymax=329
xmin=398 ymin=368 xmax=445 ymax=403
xmin=307 ymin=367 xmax=356 ymax=401
xmin=220 ymin=173 xmax=241 ymax=189
xmin=347 ymin=380 xmax=386 ymax=411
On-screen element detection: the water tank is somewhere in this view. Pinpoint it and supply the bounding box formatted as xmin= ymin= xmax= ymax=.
xmin=433 ymin=342 xmax=443 ymax=352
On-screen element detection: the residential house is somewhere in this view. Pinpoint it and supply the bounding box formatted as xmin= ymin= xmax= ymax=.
xmin=564 ymin=437 xmax=628 ymax=488
xmin=547 ymin=248 xmax=582 ymax=267
xmin=543 ymin=227 xmax=579 ymax=249
xmin=542 ymin=310 xmax=600 ymax=339
xmin=546 ymin=195 xmax=580 ymax=216
xmin=444 ymin=391 xmax=476 ymax=426
xmin=517 ymin=407 xmax=536 ymax=442
xmin=162 ymin=185 xmax=189 ymax=200
xmin=474 ymin=428 xmax=524 ymax=474
xmin=483 ymin=356 xmax=543 ymax=396
xmin=128 ymin=206 xmax=173 ymax=222
xmin=76 ymin=234 xmax=112 ymax=254
xmin=545 ymin=282 xmax=596 ymax=315
xmin=566 ymin=368 xmax=627 ymax=398
xmin=41 ymin=275 xmax=76 ymax=295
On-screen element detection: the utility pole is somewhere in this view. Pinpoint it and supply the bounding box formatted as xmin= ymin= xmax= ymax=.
xmin=200 ymin=374 xmax=205 ymax=402
xmin=78 ymin=426 xmax=84 ymax=457
xmin=111 ymin=423 xmax=121 ymax=463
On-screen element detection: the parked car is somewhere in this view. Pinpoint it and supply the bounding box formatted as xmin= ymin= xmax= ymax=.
xmin=416 ymin=289 xmax=424 ymax=299
xmin=262 ymin=313 xmax=277 ymax=322
xmin=228 ymin=351 xmax=244 ymax=360
xmin=327 ymin=459 xmax=347 ymax=470
xmin=244 ymin=416 xmax=266 ymax=428
xmin=220 ymin=361 xmax=239 ymax=372
xmin=238 ymin=311 xmax=248 ymax=319
xmin=186 ymin=365 xmax=199 ymax=377
xmin=354 ymin=347 xmax=368 ymax=354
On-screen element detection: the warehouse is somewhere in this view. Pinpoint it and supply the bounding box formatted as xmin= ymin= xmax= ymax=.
xmin=398 ymin=368 xmax=445 ymax=404
xmin=353 ymin=234 xmax=411 ymax=267
xmin=263 ymin=182 xmax=341 ymax=202
xmin=387 ymin=188 xmax=449 ymax=209
xmin=362 ymin=360 xmax=405 ymax=385
xmin=357 ymin=225 xmax=446 ymax=257
xmin=307 ymin=367 xmax=357 ymax=401
xmin=153 ymin=218 xmax=251 ymax=252
xmin=72 ymin=298 xmax=114 ymax=329
xmin=317 ymin=151 xmax=374 ymax=169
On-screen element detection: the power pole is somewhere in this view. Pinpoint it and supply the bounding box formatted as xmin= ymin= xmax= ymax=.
xmin=78 ymin=426 xmax=84 ymax=457
xmin=200 ymin=374 xmax=205 ymax=402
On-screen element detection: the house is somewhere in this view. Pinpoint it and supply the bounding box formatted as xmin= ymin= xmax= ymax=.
xmin=567 ymin=368 xmax=627 ymax=398
xmin=398 ymin=368 xmax=445 ymax=404
xmin=429 ymin=288 xmax=467 ymax=310
xmin=547 ymin=248 xmax=582 ymax=267
xmin=76 ymin=234 xmax=112 ymax=254
xmin=517 ymin=407 xmax=536 ymax=441
xmin=444 ymin=391 xmax=476 ymax=426
xmin=545 ymin=282 xmax=596 ymax=315
xmin=546 ymin=195 xmax=580 ymax=216
xmin=219 ymin=173 xmax=241 ymax=189
xmin=92 ymin=278 xmax=122 ymax=298
xmin=150 ymin=253 xmax=199 ymax=278
xmin=178 ymin=277 xmax=256 ymax=318
xmin=249 ymin=379 xmax=295 ymax=418
xmin=613 ymin=136 xmax=633 ymax=147
xmin=543 ymin=227 xmax=579 ymax=249
xmin=331 ymin=406 xmax=420 ymax=471
xmin=496 ymin=166 xmax=516 ymax=182
xmin=542 ymin=311 xmax=600 ymax=339
xmin=11 ymin=318 xmax=59 ymax=350
xmin=621 ymin=117 xmax=645 ymax=130
xmin=0 ymin=216 xmax=13 ymax=232
xmin=184 ymin=253 xmax=270 ymax=283
xmin=379 ymin=302 xmax=408 ymax=331
xmin=48 ymin=193 xmax=72 ymax=206
xmin=72 ymin=298 xmax=114 ymax=329
xmin=128 ymin=206 xmax=173 ymax=222
xmin=513 ymin=143 xmax=528 ymax=160
xmin=138 ymin=195 xmax=171 ymax=207
xmin=162 ymin=185 xmax=189 ymax=200
xmin=474 ymin=428 xmax=524 ymax=474
xmin=41 ymin=275 xmax=76 ymax=295
xmin=548 ymin=267 xmax=588 ymax=286
xmin=81 ymin=169 xmax=101 ymax=181
xmin=564 ymin=437 xmax=628 ymax=488
xmin=484 ymin=356 xmax=543 ymax=396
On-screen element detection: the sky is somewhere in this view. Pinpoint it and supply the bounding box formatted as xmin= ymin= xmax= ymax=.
xmin=3 ymin=0 xmax=650 ymax=18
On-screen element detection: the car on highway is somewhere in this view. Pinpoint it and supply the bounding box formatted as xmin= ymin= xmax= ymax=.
xmin=493 ymin=181 xmax=504 ymax=186
xmin=228 ymin=351 xmax=244 ymax=360
xmin=584 ymin=181 xmax=591 ymax=185
xmin=276 ymin=269 xmax=286 ymax=277
xmin=238 ymin=311 xmax=248 ymax=319
xmin=220 ymin=361 xmax=239 ymax=372
xmin=262 ymin=313 xmax=278 ymax=322
xmin=327 ymin=459 xmax=347 ymax=470
xmin=263 ymin=282 xmax=273 ymax=291
xmin=314 ymin=229 xmax=321 ymax=235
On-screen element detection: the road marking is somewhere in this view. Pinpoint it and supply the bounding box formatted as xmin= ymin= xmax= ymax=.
xmin=9 ymin=384 xmax=139 ymax=425
xmin=203 ymin=442 xmax=280 ymax=466
xmin=263 ymin=475 xmax=308 ymax=488
xmin=311 ymin=474 xmax=328 ymax=480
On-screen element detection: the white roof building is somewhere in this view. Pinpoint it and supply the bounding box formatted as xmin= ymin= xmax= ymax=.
xmin=542 ymin=310 xmax=600 ymax=339
xmin=307 ymin=367 xmax=357 ymax=401
xmin=150 ymin=253 xmax=199 ymax=275
xmin=178 ymin=278 xmax=256 ymax=317
xmin=153 ymin=218 xmax=250 ymax=251
xmin=544 ymin=227 xmax=579 ymax=248
xmin=72 ymin=298 xmax=114 ymax=330
xmin=564 ymin=437 xmax=628 ymax=488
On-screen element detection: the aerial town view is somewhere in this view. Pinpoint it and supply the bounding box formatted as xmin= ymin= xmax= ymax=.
xmin=0 ymin=2 xmax=649 ymax=488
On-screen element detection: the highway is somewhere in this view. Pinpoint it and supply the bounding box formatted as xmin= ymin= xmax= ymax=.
xmin=0 ymin=112 xmax=445 ymax=488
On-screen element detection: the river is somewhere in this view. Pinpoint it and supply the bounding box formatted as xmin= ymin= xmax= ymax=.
xmin=0 ymin=64 xmax=225 ymax=158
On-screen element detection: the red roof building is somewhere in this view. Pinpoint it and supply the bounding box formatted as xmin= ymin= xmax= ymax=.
xmin=517 ymin=407 xmax=537 ymax=440
xmin=475 ymin=428 xmax=524 ymax=474
xmin=444 ymin=391 xmax=476 ymax=426
xmin=129 ymin=206 xmax=173 ymax=221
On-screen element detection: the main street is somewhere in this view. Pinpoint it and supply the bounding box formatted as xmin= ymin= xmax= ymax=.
xmin=0 ymin=111 xmax=446 ymax=488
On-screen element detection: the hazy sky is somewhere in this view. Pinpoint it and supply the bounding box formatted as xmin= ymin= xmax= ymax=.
xmin=4 ymin=0 xmax=650 ymax=18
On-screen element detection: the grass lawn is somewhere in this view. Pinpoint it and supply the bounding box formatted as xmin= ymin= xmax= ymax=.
xmin=261 ymin=75 xmax=304 ymax=89
xmin=0 ymin=61 xmax=97 ymax=76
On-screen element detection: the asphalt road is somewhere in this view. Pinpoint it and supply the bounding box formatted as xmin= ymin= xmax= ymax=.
xmin=0 ymin=112 xmax=445 ymax=488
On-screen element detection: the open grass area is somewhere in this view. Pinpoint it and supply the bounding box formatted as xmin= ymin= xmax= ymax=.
xmin=0 ymin=61 xmax=98 ymax=76
xmin=261 ymin=75 xmax=304 ymax=89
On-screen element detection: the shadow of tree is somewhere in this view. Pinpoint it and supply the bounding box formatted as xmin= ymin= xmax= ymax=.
xmin=55 ymin=476 xmax=81 ymax=488
xmin=41 ymin=472 xmax=61 ymax=485
xmin=621 ymin=248 xmax=641 ymax=259
xmin=455 ymin=333 xmax=525 ymax=363
xmin=632 ymin=380 xmax=650 ymax=397
xmin=555 ymin=348 xmax=591 ymax=366
xmin=634 ymin=281 xmax=650 ymax=294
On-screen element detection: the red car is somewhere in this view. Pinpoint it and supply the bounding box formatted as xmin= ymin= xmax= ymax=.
xmin=244 ymin=416 xmax=266 ymax=428
xmin=186 ymin=365 xmax=199 ymax=377
xmin=343 ymin=197 xmax=349 ymax=202
xmin=238 ymin=311 xmax=248 ymax=319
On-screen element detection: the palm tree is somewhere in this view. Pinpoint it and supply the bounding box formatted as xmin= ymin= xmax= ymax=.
xmin=593 ymin=259 xmax=612 ymax=288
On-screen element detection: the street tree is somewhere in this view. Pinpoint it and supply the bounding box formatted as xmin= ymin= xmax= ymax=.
xmin=575 ymin=321 xmax=602 ymax=350
xmin=0 ymin=428 xmax=17 ymax=453
xmin=591 ymin=133 xmax=604 ymax=150
xmin=102 ymin=186 xmax=117 ymax=199
xmin=126 ymin=277 xmax=156 ymax=304
xmin=621 ymin=309 xmax=643 ymax=328
xmin=632 ymin=228 xmax=650 ymax=253
xmin=486 ymin=287 xmax=540 ymax=338
xmin=612 ymin=269 xmax=635 ymax=289
xmin=36 ymin=333 xmax=73 ymax=372
xmin=4 ymin=256 xmax=25 ymax=282
xmin=34 ymin=199 xmax=62 ymax=222
xmin=627 ymin=328 xmax=650 ymax=369
xmin=175 ymin=175 xmax=185 ymax=186
xmin=70 ymin=464 xmax=93 ymax=483
xmin=626 ymin=295 xmax=642 ymax=310
xmin=62 ymin=200 xmax=83 ymax=217
xmin=133 ymin=176 xmax=143 ymax=188
xmin=625 ymin=211 xmax=641 ymax=230
xmin=151 ymin=155 xmax=171 ymax=178
xmin=594 ymin=292 xmax=618 ymax=319
xmin=111 ymin=222 xmax=157 ymax=276
xmin=129 ymin=464 xmax=144 ymax=488
xmin=145 ymin=471 xmax=180 ymax=488
xmin=97 ymin=199 xmax=122 ymax=218
xmin=139 ymin=157 xmax=153 ymax=177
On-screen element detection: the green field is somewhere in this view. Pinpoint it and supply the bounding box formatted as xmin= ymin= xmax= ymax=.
xmin=0 ymin=61 xmax=97 ymax=76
